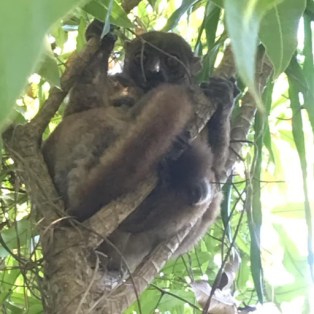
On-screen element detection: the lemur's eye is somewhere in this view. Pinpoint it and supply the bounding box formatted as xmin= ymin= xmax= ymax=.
xmin=165 ymin=55 xmax=180 ymax=68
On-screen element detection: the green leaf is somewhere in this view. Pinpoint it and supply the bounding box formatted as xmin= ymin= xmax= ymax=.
xmin=83 ymin=0 xmax=133 ymax=29
xmin=0 ymin=219 xmax=32 ymax=258
xmin=262 ymin=81 xmax=275 ymax=162
xmin=125 ymin=288 xmax=160 ymax=313
xmin=0 ymin=259 xmax=20 ymax=304
xmin=287 ymin=57 xmax=314 ymax=280
xmin=237 ymin=255 xmax=251 ymax=290
xmin=306 ymin=0 xmax=314 ymax=15
xmin=77 ymin=17 xmax=88 ymax=51
xmin=37 ymin=44 xmax=61 ymax=87
xmin=221 ymin=177 xmax=232 ymax=241
xmin=195 ymin=3 xmax=222 ymax=80
xmin=204 ymin=5 xmax=221 ymax=49
xmin=272 ymin=202 xmax=306 ymax=219
xmin=273 ymin=224 xmax=308 ymax=302
xmin=260 ymin=0 xmax=306 ymax=77
xmin=102 ymin=0 xmax=114 ymax=37
xmin=285 ymin=58 xmax=308 ymax=95
xmin=224 ymin=0 xmax=279 ymax=107
xmin=250 ymin=111 xmax=264 ymax=302
xmin=302 ymin=15 xmax=314 ymax=133
xmin=147 ymin=0 xmax=157 ymax=9
xmin=162 ymin=0 xmax=199 ymax=31
xmin=211 ymin=0 xmax=223 ymax=8
xmin=7 ymin=291 xmax=43 ymax=313
xmin=0 ymin=0 xmax=86 ymax=130
xmin=287 ymin=61 xmax=307 ymax=185
xmin=158 ymin=290 xmax=195 ymax=312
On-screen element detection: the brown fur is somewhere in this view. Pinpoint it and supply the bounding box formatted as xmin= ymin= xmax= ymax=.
xmin=44 ymin=85 xmax=194 ymax=220
xmin=43 ymin=27 xmax=234 ymax=275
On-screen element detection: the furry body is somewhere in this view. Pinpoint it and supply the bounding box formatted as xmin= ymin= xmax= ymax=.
xmin=43 ymin=26 xmax=234 ymax=273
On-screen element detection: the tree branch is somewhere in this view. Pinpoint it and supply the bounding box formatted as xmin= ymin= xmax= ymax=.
xmin=226 ymin=49 xmax=273 ymax=172
xmin=107 ymin=226 xmax=192 ymax=312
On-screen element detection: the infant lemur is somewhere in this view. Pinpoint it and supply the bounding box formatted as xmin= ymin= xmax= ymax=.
xmin=43 ymin=21 xmax=236 ymax=274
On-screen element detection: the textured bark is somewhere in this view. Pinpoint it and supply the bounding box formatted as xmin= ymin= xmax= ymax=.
xmin=2 ymin=34 xmax=272 ymax=313
xmin=226 ymin=49 xmax=273 ymax=173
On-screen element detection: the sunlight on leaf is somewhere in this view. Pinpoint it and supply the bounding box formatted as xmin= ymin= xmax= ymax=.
xmin=162 ymin=0 xmax=198 ymax=31
xmin=83 ymin=0 xmax=133 ymax=28
xmin=37 ymin=42 xmax=61 ymax=87
xmin=272 ymin=201 xmax=309 ymax=219
xmin=302 ymin=14 xmax=314 ymax=133
xmin=260 ymin=0 xmax=306 ymax=77
xmin=0 ymin=219 xmax=32 ymax=258
xmin=273 ymin=224 xmax=308 ymax=303
xmin=0 ymin=0 xmax=87 ymax=129
xmin=0 ymin=261 xmax=20 ymax=304
xmin=287 ymin=60 xmax=314 ymax=281
xmin=224 ymin=0 xmax=279 ymax=108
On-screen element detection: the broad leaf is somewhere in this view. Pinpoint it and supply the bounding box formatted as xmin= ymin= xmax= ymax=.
xmin=0 ymin=261 xmax=20 ymax=304
xmin=0 ymin=219 xmax=33 ymax=258
xmin=37 ymin=43 xmax=61 ymax=87
xmin=211 ymin=0 xmax=223 ymax=8
xmin=83 ymin=0 xmax=133 ymax=29
xmin=224 ymin=0 xmax=279 ymax=107
xmin=0 ymin=0 xmax=87 ymax=129
xmin=260 ymin=0 xmax=306 ymax=77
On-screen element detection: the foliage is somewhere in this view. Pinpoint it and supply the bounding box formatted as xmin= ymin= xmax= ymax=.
xmin=0 ymin=0 xmax=313 ymax=313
